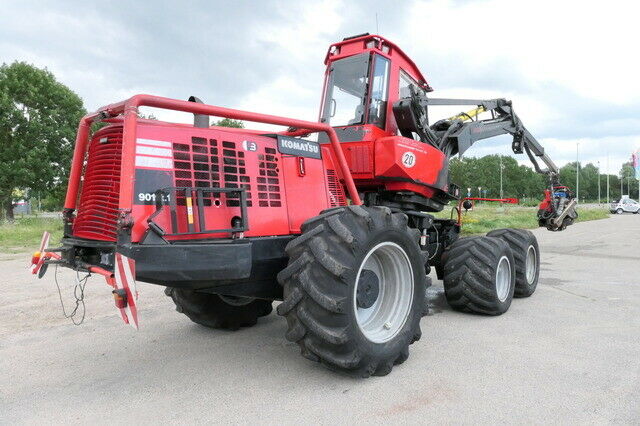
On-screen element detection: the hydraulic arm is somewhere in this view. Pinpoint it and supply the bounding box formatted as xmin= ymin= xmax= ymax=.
xmin=393 ymin=88 xmax=578 ymax=231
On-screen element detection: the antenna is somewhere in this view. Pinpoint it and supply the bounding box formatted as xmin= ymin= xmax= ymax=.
xmin=375 ymin=12 xmax=379 ymax=34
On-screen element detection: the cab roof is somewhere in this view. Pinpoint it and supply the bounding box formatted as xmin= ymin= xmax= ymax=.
xmin=324 ymin=33 xmax=433 ymax=92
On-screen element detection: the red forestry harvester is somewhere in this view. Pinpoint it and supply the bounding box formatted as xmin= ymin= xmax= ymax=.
xmin=32 ymin=34 xmax=576 ymax=377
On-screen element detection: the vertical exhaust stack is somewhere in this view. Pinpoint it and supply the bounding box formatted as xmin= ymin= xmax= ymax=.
xmin=188 ymin=96 xmax=209 ymax=128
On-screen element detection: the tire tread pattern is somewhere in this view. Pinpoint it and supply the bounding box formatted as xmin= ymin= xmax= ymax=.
xmin=486 ymin=228 xmax=539 ymax=298
xmin=442 ymin=236 xmax=515 ymax=315
xmin=277 ymin=206 xmax=424 ymax=377
xmin=166 ymin=288 xmax=272 ymax=330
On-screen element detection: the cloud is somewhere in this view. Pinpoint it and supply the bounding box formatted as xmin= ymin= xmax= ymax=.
xmin=1 ymin=0 xmax=639 ymax=171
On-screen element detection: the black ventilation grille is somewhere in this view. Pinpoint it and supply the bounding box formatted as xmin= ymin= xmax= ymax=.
xmin=173 ymin=137 xmax=252 ymax=207
xmin=257 ymin=147 xmax=281 ymax=207
xmin=326 ymin=169 xmax=346 ymax=207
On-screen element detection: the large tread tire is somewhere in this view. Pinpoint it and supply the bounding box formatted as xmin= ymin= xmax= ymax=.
xmin=165 ymin=288 xmax=272 ymax=330
xmin=486 ymin=228 xmax=540 ymax=298
xmin=277 ymin=206 xmax=427 ymax=378
xmin=441 ymin=236 xmax=515 ymax=315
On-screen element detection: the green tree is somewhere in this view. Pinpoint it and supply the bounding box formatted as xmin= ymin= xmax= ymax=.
xmin=619 ymin=161 xmax=638 ymax=199
xmin=138 ymin=112 xmax=157 ymax=120
xmin=450 ymin=155 xmax=545 ymax=199
xmin=0 ymin=62 xmax=85 ymax=220
xmin=214 ymin=118 xmax=244 ymax=128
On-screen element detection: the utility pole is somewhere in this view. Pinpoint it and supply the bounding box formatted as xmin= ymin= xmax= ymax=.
xmin=499 ymin=155 xmax=503 ymax=199
xmin=597 ymin=160 xmax=601 ymax=205
xmin=606 ymin=152 xmax=610 ymax=203
xmin=576 ymin=143 xmax=580 ymax=203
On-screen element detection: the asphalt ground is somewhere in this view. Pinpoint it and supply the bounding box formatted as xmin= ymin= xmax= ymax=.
xmin=1 ymin=214 xmax=638 ymax=424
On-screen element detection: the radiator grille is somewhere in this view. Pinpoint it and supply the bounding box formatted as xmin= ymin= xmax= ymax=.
xmin=73 ymin=126 xmax=123 ymax=241
xmin=173 ymin=137 xmax=252 ymax=207
xmin=257 ymin=147 xmax=281 ymax=207
xmin=326 ymin=169 xmax=346 ymax=207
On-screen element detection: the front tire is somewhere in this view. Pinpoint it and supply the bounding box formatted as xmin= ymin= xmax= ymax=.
xmin=277 ymin=206 xmax=426 ymax=377
xmin=442 ymin=236 xmax=516 ymax=315
xmin=617 ymin=208 xmax=624 ymax=214
xmin=486 ymin=228 xmax=540 ymax=297
xmin=165 ymin=288 xmax=272 ymax=330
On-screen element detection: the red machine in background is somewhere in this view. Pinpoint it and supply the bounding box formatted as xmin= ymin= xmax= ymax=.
xmin=32 ymin=34 xmax=576 ymax=377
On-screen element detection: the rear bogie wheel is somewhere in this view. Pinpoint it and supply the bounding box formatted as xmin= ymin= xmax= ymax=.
xmin=486 ymin=228 xmax=540 ymax=298
xmin=165 ymin=288 xmax=272 ymax=330
xmin=441 ymin=236 xmax=516 ymax=315
xmin=277 ymin=206 xmax=427 ymax=377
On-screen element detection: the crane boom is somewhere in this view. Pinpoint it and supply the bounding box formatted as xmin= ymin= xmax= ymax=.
xmin=392 ymin=88 xmax=577 ymax=231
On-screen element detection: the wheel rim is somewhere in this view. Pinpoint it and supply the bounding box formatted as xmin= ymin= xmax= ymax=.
xmin=525 ymin=245 xmax=537 ymax=285
xmin=495 ymin=255 xmax=511 ymax=302
xmin=354 ymin=242 xmax=414 ymax=344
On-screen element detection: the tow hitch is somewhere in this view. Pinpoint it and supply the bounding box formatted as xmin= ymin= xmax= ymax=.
xmin=30 ymin=232 xmax=140 ymax=329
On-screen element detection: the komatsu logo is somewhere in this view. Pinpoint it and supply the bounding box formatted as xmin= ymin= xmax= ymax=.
xmin=277 ymin=136 xmax=322 ymax=159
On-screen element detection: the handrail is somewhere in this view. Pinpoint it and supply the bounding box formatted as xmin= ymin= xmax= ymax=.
xmin=64 ymin=94 xmax=361 ymax=213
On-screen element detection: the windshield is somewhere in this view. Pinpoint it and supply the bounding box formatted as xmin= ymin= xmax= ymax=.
xmin=321 ymin=53 xmax=369 ymax=127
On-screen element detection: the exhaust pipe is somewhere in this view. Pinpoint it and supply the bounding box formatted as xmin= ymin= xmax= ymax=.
xmin=188 ymin=96 xmax=209 ymax=128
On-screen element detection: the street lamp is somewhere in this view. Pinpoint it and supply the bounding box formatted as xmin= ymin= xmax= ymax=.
xmin=576 ymin=142 xmax=580 ymax=203
xmin=499 ymin=155 xmax=504 ymax=199
xmin=597 ymin=160 xmax=601 ymax=205
xmin=606 ymin=151 xmax=610 ymax=204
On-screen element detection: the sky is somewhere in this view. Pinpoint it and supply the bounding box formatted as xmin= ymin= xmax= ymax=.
xmin=1 ymin=0 xmax=639 ymax=175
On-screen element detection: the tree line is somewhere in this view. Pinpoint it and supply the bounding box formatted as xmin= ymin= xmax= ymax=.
xmin=450 ymin=155 xmax=638 ymax=203
xmin=1 ymin=61 xmax=637 ymax=220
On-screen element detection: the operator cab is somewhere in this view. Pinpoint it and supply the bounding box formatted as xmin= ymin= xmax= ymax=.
xmin=320 ymin=52 xmax=390 ymax=128
xmin=319 ymin=34 xmax=431 ymax=141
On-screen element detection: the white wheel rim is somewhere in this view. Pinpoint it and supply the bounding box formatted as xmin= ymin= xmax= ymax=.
xmin=495 ymin=256 xmax=511 ymax=302
xmin=354 ymin=242 xmax=414 ymax=343
xmin=525 ymin=245 xmax=537 ymax=285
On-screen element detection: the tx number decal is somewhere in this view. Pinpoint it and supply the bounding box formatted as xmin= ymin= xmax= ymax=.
xmin=401 ymin=151 xmax=416 ymax=168
xmin=242 ymin=140 xmax=258 ymax=152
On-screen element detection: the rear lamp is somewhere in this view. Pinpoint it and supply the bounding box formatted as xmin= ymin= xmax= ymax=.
xmin=112 ymin=289 xmax=128 ymax=309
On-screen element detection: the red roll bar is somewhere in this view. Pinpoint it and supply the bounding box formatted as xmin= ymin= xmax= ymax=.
xmin=64 ymin=94 xmax=362 ymax=212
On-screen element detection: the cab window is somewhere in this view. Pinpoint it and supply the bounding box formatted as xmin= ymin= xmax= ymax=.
xmin=399 ymin=70 xmax=423 ymax=98
xmin=368 ymin=54 xmax=390 ymax=128
xmin=321 ymin=53 xmax=369 ymax=126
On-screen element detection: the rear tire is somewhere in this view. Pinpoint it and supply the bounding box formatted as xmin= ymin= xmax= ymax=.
xmin=442 ymin=236 xmax=515 ymax=315
xmin=165 ymin=288 xmax=272 ymax=330
xmin=617 ymin=208 xmax=623 ymax=214
xmin=277 ymin=206 xmax=426 ymax=377
xmin=486 ymin=228 xmax=540 ymax=298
